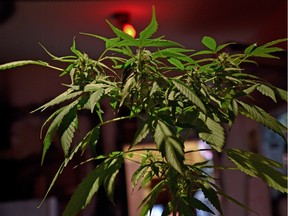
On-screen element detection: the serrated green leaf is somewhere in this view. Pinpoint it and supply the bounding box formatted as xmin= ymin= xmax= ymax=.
xmin=86 ymin=88 xmax=104 ymax=113
xmin=120 ymin=75 xmax=136 ymax=107
xmin=256 ymin=84 xmax=277 ymax=102
xmin=83 ymin=83 xmax=107 ymax=92
xmin=63 ymin=156 xmax=123 ymax=216
xmin=238 ymin=101 xmax=287 ymax=140
xmin=256 ymin=46 xmax=284 ymax=55
xmin=131 ymin=164 xmax=149 ymax=188
xmin=104 ymin=169 xmax=119 ymax=204
xmin=106 ymin=37 xmax=121 ymax=48
xmin=226 ymin=148 xmax=288 ymax=193
xmin=201 ymin=183 xmax=223 ymax=215
xmin=103 ymin=157 xmax=123 ymax=204
xmin=149 ymin=81 xmax=160 ymax=97
xmin=202 ymin=36 xmax=217 ymax=51
xmin=139 ymin=6 xmax=158 ymax=45
xmin=39 ymin=138 xmax=97 ymax=208
xmin=42 ymin=100 xmax=79 ymax=164
xmin=139 ymin=180 xmax=165 ymax=216
xmin=244 ymin=43 xmax=257 ymax=55
xmin=261 ymin=38 xmax=287 ymax=48
xmin=191 ymin=197 xmax=215 ymax=214
xmin=141 ymin=171 xmax=154 ymax=188
xmin=197 ymin=113 xmax=225 ymax=152
xmin=60 ymin=110 xmax=78 ymax=157
xmin=141 ymin=38 xmax=182 ymax=47
xmin=274 ymin=87 xmax=288 ymax=102
xmin=0 ymin=60 xmax=50 ymax=70
xmin=230 ymin=99 xmax=239 ymax=125
xmin=243 ymin=84 xmax=258 ymax=95
xmin=32 ymin=89 xmax=82 ymax=113
xmin=177 ymin=55 xmax=197 ymax=65
xmin=152 ymin=48 xmax=192 ymax=59
xmin=250 ymin=45 xmax=285 ymax=59
xmin=165 ymin=137 xmax=184 ymax=174
xmin=106 ymin=20 xmax=139 ymax=46
xmin=168 ymin=57 xmax=185 ymax=70
xmin=216 ymin=42 xmax=235 ymax=52
xmin=80 ymin=126 xmax=100 ymax=154
xmin=192 ymin=50 xmax=214 ymax=56
xmin=130 ymin=119 xmax=151 ymax=148
xmin=39 ymin=107 xmax=63 ymax=139
xmin=63 ymin=164 xmax=104 ymax=216
xmin=250 ymin=52 xmax=280 ymax=59
xmin=154 ymin=120 xmax=184 ymax=174
xmin=211 ymin=182 xmax=259 ymax=215
xmin=172 ymin=79 xmax=206 ymax=114
xmin=177 ymin=198 xmax=195 ymax=215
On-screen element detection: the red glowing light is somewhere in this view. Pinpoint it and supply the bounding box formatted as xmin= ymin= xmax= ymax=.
xmin=123 ymin=24 xmax=136 ymax=38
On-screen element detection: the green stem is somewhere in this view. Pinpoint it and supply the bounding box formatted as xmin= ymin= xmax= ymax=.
xmin=97 ymin=115 xmax=134 ymax=127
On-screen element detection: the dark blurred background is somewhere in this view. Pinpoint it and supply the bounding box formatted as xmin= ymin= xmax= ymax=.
xmin=0 ymin=1 xmax=286 ymax=216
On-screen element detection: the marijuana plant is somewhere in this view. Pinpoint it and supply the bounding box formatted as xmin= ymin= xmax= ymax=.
xmin=0 ymin=7 xmax=287 ymax=216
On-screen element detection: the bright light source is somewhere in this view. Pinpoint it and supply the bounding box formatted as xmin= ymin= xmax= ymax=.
xmin=123 ymin=23 xmax=136 ymax=38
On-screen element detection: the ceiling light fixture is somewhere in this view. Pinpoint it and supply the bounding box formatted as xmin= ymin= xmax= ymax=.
xmin=123 ymin=23 xmax=136 ymax=38
xmin=110 ymin=12 xmax=136 ymax=38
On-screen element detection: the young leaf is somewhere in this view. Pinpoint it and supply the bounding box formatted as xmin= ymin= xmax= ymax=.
xmin=192 ymin=50 xmax=214 ymax=56
xmin=139 ymin=6 xmax=158 ymax=45
xmin=248 ymin=39 xmax=287 ymax=58
xmin=106 ymin=37 xmax=121 ymax=48
xmin=202 ymin=36 xmax=217 ymax=52
xmin=70 ymin=38 xmax=83 ymax=58
xmin=226 ymin=148 xmax=288 ymax=193
xmin=153 ymin=48 xmax=192 ymax=59
xmin=172 ymin=79 xmax=207 ymax=114
xmin=142 ymin=38 xmax=182 ymax=47
xmin=168 ymin=57 xmax=185 ymax=70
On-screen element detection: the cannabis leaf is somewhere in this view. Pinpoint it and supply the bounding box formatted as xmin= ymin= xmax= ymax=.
xmin=226 ymin=148 xmax=288 ymax=193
